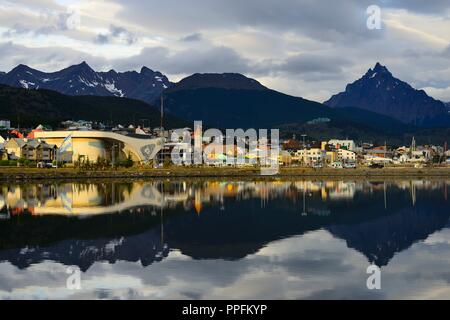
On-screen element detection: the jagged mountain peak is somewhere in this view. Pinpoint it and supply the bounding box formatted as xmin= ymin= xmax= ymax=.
xmin=364 ymin=62 xmax=392 ymax=79
xmin=140 ymin=66 xmax=155 ymax=75
xmin=0 ymin=62 xmax=172 ymax=103
xmin=373 ymin=62 xmax=390 ymax=73
xmin=325 ymin=63 xmax=449 ymax=127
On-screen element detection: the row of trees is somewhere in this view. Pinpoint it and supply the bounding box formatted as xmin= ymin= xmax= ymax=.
xmin=74 ymin=154 xmax=134 ymax=170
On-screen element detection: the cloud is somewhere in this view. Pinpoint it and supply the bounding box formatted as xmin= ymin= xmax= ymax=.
xmin=0 ymin=42 xmax=107 ymax=72
xmin=180 ymin=33 xmax=203 ymax=42
xmin=274 ymin=54 xmax=352 ymax=80
xmin=95 ymin=25 xmax=137 ymax=45
xmin=1 ymin=0 xmax=450 ymax=102
xmin=111 ymin=0 xmax=382 ymax=43
xmin=383 ymin=0 xmax=450 ymax=15
xmin=113 ymin=45 xmax=253 ymax=75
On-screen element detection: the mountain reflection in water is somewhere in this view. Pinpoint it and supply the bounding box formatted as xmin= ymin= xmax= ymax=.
xmin=0 ymin=179 xmax=448 ymax=299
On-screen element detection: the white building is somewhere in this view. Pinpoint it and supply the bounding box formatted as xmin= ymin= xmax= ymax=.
xmin=294 ymin=148 xmax=326 ymax=165
xmin=328 ymin=139 xmax=356 ymax=151
xmin=337 ymin=149 xmax=356 ymax=162
xmin=0 ymin=120 xmax=11 ymax=130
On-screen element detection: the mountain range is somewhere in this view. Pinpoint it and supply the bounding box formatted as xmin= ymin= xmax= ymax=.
xmin=324 ymin=63 xmax=450 ymax=127
xmin=164 ymin=73 xmax=410 ymax=129
xmin=0 ymin=61 xmax=449 ymax=144
xmin=0 ymin=62 xmax=171 ymax=104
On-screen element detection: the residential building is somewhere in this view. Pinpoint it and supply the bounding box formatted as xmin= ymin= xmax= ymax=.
xmin=325 ymin=151 xmax=338 ymax=163
xmin=22 ymin=140 xmax=57 ymax=162
xmin=0 ymin=120 xmax=11 ymax=130
xmin=294 ymin=148 xmax=326 ymax=165
xmin=278 ymin=150 xmax=292 ymax=165
xmin=328 ymin=139 xmax=356 ymax=151
xmin=282 ymin=139 xmax=301 ymax=151
xmin=4 ymin=138 xmax=57 ymax=162
xmin=366 ymin=146 xmax=390 ymax=158
xmin=4 ymin=138 xmax=27 ymax=159
xmin=337 ymin=149 xmax=356 ymax=162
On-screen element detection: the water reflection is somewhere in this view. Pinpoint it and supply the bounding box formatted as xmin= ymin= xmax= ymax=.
xmin=0 ymin=179 xmax=448 ymax=299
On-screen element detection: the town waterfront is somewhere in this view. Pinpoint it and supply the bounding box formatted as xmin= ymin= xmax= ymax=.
xmin=0 ymin=178 xmax=449 ymax=299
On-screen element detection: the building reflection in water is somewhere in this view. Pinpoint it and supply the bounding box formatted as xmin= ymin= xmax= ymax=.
xmin=0 ymin=179 xmax=447 ymax=217
xmin=0 ymin=179 xmax=448 ymax=273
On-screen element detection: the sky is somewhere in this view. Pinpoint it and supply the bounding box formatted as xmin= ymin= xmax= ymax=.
xmin=0 ymin=0 xmax=450 ymax=102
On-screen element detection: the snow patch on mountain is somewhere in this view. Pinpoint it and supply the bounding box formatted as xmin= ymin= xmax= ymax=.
xmin=104 ymin=81 xmax=125 ymax=97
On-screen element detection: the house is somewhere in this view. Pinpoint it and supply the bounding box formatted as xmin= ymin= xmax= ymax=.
xmin=4 ymin=138 xmax=57 ymax=162
xmin=22 ymin=140 xmax=57 ymax=162
xmin=337 ymin=149 xmax=356 ymax=162
xmin=282 ymin=139 xmax=301 ymax=151
xmin=4 ymin=138 xmax=27 ymax=159
xmin=366 ymin=146 xmax=391 ymax=158
xmin=294 ymin=148 xmax=326 ymax=165
xmin=325 ymin=151 xmax=338 ymax=163
xmin=328 ymin=139 xmax=356 ymax=151
xmin=278 ymin=150 xmax=292 ymax=165
xmin=410 ymin=150 xmax=430 ymax=163
xmin=363 ymin=155 xmax=393 ymax=164
xmin=0 ymin=142 xmax=6 ymax=160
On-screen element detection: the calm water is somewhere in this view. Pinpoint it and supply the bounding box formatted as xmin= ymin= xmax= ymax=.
xmin=0 ymin=179 xmax=449 ymax=299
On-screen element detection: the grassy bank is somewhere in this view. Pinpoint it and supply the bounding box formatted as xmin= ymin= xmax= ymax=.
xmin=0 ymin=166 xmax=449 ymax=181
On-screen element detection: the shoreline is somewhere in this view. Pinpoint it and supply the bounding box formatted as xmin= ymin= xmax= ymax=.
xmin=1 ymin=167 xmax=449 ymax=182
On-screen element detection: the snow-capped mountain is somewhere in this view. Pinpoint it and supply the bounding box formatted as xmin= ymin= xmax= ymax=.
xmin=324 ymin=63 xmax=450 ymax=127
xmin=0 ymin=62 xmax=171 ymax=104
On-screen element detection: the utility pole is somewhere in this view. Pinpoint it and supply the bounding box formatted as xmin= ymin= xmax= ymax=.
xmin=301 ymin=134 xmax=307 ymax=166
xmin=160 ymin=94 xmax=164 ymax=135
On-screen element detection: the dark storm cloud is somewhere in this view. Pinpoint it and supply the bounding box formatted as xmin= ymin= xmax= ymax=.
xmin=111 ymin=0 xmax=381 ymax=43
xmin=95 ymin=25 xmax=137 ymax=45
xmin=114 ymin=45 xmax=253 ymax=74
xmin=95 ymin=34 xmax=110 ymax=44
xmin=180 ymin=33 xmax=203 ymax=42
